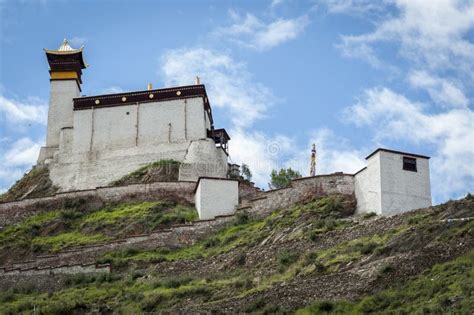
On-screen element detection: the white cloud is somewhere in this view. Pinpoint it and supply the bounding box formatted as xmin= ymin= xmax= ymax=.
xmin=321 ymin=0 xmax=387 ymax=15
xmin=0 ymin=137 xmax=42 ymax=193
xmin=4 ymin=138 xmax=41 ymax=166
xmin=161 ymin=48 xmax=273 ymax=128
xmin=337 ymin=0 xmax=474 ymax=75
xmin=228 ymin=128 xmax=294 ymax=186
xmin=344 ymin=87 xmax=474 ymax=201
xmin=408 ymin=71 xmax=469 ymax=108
xmin=0 ymin=95 xmax=47 ymax=124
xmin=214 ymin=13 xmax=310 ymax=51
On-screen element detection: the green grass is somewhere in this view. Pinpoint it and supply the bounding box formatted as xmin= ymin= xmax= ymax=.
xmin=0 ymin=201 xmax=198 ymax=253
xmin=31 ymin=232 xmax=110 ymax=252
xmin=110 ymin=159 xmax=181 ymax=186
xmin=98 ymin=195 xmax=356 ymax=267
xmin=295 ymin=250 xmax=474 ymax=314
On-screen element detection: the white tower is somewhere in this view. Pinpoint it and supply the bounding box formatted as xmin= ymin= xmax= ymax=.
xmin=38 ymin=39 xmax=87 ymax=163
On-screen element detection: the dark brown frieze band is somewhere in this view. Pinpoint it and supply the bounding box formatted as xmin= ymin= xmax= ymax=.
xmin=73 ymin=84 xmax=210 ymax=110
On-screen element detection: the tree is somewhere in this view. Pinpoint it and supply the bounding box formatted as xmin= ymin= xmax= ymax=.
xmin=268 ymin=168 xmax=302 ymax=189
xmin=241 ymin=164 xmax=252 ymax=181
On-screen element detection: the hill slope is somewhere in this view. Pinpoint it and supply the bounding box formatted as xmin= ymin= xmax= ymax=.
xmin=0 ymin=194 xmax=472 ymax=314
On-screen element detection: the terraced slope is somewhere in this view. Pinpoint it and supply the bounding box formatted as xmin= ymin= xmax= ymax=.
xmin=0 ymin=200 xmax=197 ymax=265
xmin=0 ymin=194 xmax=472 ymax=314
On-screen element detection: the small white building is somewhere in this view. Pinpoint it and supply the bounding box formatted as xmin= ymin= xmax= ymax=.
xmin=38 ymin=40 xmax=230 ymax=191
xmin=355 ymin=148 xmax=432 ymax=216
xmin=194 ymin=177 xmax=239 ymax=220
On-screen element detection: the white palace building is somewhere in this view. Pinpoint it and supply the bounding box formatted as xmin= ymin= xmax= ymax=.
xmin=38 ymin=40 xmax=230 ymax=191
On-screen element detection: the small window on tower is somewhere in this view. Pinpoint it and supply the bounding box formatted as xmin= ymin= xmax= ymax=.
xmin=403 ymin=157 xmax=417 ymax=172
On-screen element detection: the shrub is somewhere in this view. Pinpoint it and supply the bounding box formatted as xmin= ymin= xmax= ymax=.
xmin=363 ymin=212 xmax=377 ymax=219
xmin=277 ymin=250 xmax=300 ymax=270
xmin=131 ymin=271 xmax=144 ymax=280
xmin=141 ymin=293 xmax=167 ymax=311
xmin=324 ymin=197 xmax=343 ymax=213
xmin=60 ymin=209 xmax=83 ymax=220
xmin=244 ymin=297 xmax=266 ymax=312
xmin=0 ymin=289 xmax=15 ymax=303
xmin=381 ymin=264 xmax=394 ymax=274
xmin=263 ymin=303 xmax=281 ymax=314
xmin=316 ymin=301 xmax=334 ymax=312
xmin=233 ymin=276 xmax=254 ymax=289
xmin=152 ymin=276 xmax=194 ymax=289
xmin=235 ymin=253 xmax=246 ymax=266
xmin=63 ymin=197 xmax=87 ymax=210
xmin=303 ymin=251 xmax=318 ymax=266
xmin=235 ymin=211 xmax=250 ymax=225
xmin=203 ymin=237 xmax=220 ymax=248
xmin=353 ymin=241 xmax=378 ymax=255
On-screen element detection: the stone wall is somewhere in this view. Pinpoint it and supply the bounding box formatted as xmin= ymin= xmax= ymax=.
xmin=0 ymin=182 xmax=196 ymax=226
xmin=0 ymin=263 xmax=110 ymax=292
xmin=0 ymin=263 xmax=110 ymax=276
xmin=241 ymin=173 xmax=355 ymax=218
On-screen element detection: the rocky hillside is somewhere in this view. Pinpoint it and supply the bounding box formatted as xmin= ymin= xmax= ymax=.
xmin=0 ymin=167 xmax=58 ymax=203
xmin=0 ymin=194 xmax=472 ymax=314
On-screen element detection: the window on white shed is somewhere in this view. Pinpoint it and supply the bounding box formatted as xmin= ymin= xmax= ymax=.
xmin=403 ymin=157 xmax=417 ymax=172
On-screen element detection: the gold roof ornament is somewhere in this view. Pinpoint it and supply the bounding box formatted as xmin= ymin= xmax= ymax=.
xmin=44 ymin=38 xmax=84 ymax=54
xmin=58 ymin=38 xmax=74 ymax=51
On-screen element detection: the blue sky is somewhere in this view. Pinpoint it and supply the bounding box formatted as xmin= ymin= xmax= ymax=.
xmin=1 ymin=0 xmax=473 ymax=204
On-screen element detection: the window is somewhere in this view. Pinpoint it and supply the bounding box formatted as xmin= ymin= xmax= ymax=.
xmin=403 ymin=157 xmax=417 ymax=172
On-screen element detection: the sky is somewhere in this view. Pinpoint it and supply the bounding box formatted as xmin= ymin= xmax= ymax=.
xmin=0 ymin=0 xmax=473 ymax=204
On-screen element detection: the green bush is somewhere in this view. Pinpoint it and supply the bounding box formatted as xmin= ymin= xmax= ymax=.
xmin=316 ymin=300 xmax=334 ymax=312
xmin=363 ymin=212 xmax=377 ymax=219
xmin=277 ymin=250 xmax=300 ymax=270
xmin=0 ymin=289 xmax=15 ymax=303
xmin=381 ymin=264 xmax=394 ymax=274
xmin=203 ymin=237 xmax=220 ymax=248
xmin=235 ymin=211 xmax=250 ymax=225
xmin=152 ymin=276 xmax=194 ymax=289
xmin=244 ymin=297 xmax=266 ymax=312
xmin=352 ymin=241 xmax=379 ymax=255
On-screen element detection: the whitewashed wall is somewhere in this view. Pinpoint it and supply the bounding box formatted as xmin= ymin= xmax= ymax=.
xmin=354 ymin=156 xmax=382 ymax=215
xmin=44 ymin=96 xmax=228 ymax=191
xmin=355 ymin=150 xmax=431 ymax=216
xmin=72 ymin=97 xmax=206 ymax=154
xmin=178 ymin=139 xmax=229 ymax=182
xmin=195 ymin=178 xmax=239 ymax=220
xmin=40 ymin=80 xmax=80 ymax=162
xmin=379 ymin=151 xmax=431 ymax=216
